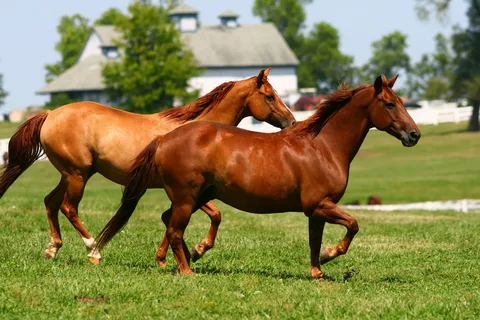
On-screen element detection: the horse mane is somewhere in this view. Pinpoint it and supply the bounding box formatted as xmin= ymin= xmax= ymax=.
xmin=287 ymin=83 xmax=371 ymax=138
xmin=160 ymin=81 xmax=236 ymax=122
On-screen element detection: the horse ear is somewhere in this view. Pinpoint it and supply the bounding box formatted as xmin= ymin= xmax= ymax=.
xmin=264 ymin=67 xmax=271 ymax=78
xmin=388 ymin=74 xmax=399 ymax=88
xmin=374 ymin=75 xmax=384 ymax=94
xmin=257 ymin=69 xmax=266 ymax=88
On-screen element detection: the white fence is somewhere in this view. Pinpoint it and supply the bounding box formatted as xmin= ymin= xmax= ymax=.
xmin=238 ymin=105 xmax=475 ymax=133
xmin=342 ymin=199 xmax=480 ymax=213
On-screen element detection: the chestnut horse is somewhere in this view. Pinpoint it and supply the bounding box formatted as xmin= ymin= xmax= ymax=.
xmin=0 ymin=68 xmax=295 ymax=264
xmin=94 ymin=75 xmax=421 ymax=278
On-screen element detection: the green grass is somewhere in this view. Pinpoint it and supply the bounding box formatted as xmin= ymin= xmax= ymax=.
xmin=0 ymin=121 xmax=21 ymax=139
xmin=0 ymin=121 xmax=479 ymax=319
xmin=344 ymin=121 xmax=480 ymax=204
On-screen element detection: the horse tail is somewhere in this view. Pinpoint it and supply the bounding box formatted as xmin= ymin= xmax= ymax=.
xmin=0 ymin=112 xmax=49 ymax=198
xmin=95 ymin=136 xmax=163 ymax=252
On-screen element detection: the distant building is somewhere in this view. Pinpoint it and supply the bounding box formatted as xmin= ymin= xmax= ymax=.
xmin=37 ymin=4 xmax=299 ymax=107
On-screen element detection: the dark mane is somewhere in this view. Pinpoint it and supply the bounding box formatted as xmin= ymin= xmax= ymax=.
xmin=160 ymin=81 xmax=236 ymax=122
xmin=287 ymin=83 xmax=371 ymax=138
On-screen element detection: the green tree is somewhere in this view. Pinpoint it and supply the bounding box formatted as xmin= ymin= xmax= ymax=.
xmin=95 ymin=8 xmax=125 ymax=26
xmin=415 ymin=0 xmax=480 ymax=131
xmin=415 ymin=0 xmax=452 ymax=21
xmin=298 ymin=22 xmax=356 ymax=93
xmin=252 ymin=0 xmax=312 ymax=54
xmin=406 ymin=33 xmax=453 ymax=100
xmin=0 ymin=73 xmax=7 ymax=108
xmin=102 ymin=2 xmax=200 ymax=113
xmin=361 ymin=31 xmax=410 ymax=82
xmin=44 ymin=14 xmax=91 ymax=83
xmin=449 ymin=1 xmax=480 ymax=131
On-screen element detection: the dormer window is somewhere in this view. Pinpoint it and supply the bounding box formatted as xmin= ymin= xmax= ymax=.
xmin=169 ymin=4 xmax=199 ymax=33
xmin=102 ymin=46 xmax=119 ymax=60
xmin=218 ymin=10 xmax=239 ymax=29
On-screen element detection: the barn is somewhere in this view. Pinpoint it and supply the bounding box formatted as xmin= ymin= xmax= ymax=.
xmin=37 ymin=4 xmax=299 ymax=108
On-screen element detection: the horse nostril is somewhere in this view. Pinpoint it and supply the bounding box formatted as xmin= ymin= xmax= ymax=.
xmin=409 ymin=131 xmax=419 ymax=140
xmin=291 ymin=120 xmax=296 ymax=126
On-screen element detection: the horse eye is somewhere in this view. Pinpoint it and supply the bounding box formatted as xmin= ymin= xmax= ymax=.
xmin=385 ymin=102 xmax=395 ymax=109
xmin=266 ymin=94 xmax=274 ymax=101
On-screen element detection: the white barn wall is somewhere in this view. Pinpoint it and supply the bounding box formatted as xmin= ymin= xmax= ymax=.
xmin=78 ymin=32 xmax=103 ymax=62
xmin=189 ymin=67 xmax=297 ymax=98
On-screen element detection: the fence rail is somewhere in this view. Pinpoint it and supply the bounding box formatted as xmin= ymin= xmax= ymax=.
xmin=342 ymin=199 xmax=480 ymax=213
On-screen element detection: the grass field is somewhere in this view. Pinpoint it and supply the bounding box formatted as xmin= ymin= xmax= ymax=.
xmin=0 ymin=121 xmax=479 ymax=319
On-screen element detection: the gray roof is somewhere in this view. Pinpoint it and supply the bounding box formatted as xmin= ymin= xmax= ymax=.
xmin=218 ymin=10 xmax=239 ymax=18
xmin=182 ymin=23 xmax=298 ymax=67
xmin=38 ymin=55 xmax=108 ymax=94
xmin=169 ymin=4 xmax=198 ymax=15
xmin=94 ymin=26 xmax=121 ymax=46
xmin=38 ymin=23 xmax=298 ymax=93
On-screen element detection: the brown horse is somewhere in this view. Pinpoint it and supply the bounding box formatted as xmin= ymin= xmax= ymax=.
xmin=94 ymin=75 xmax=421 ymax=278
xmin=0 ymin=68 xmax=295 ymax=264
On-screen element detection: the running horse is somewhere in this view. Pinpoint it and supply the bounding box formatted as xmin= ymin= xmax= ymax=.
xmin=95 ymin=75 xmax=421 ymax=278
xmin=0 ymin=68 xmax=295 ymax=264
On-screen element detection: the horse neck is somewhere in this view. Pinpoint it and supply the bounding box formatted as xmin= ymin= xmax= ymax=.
xmin=315 ymin=92 xmax=372 ymax=167
xmin=194 ymin=82 xmax=250 ymax=126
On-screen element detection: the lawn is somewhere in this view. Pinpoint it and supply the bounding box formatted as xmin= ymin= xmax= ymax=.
xmin=0 ymin=121 xmax=479 ymax=319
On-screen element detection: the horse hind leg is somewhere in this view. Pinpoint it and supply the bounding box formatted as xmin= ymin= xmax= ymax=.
xmin=155 ymin=206 xmax=191 ymax=267
xmin=43 ymin=178 xmax=67 ymax=259
xmin=191 ymin=201 xmax=221 ymax=262
xmin=59 ymin=172 xmax=101 ymax=265
xmin=168 ymin=202 xmax=195 ymax=275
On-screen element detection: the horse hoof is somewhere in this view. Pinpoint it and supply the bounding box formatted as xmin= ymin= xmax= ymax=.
xmin=43 ymin=250 xmax=55 ymax=260
xmin=156 ymin=259 xmax=167 ymax=268
xmin=310 ymin=267 xmax=325 ymax=279
xmin=89 ymin=257 xmax=101 ymax=266
xmin=191 ymin=245 xmax=203 ymax=262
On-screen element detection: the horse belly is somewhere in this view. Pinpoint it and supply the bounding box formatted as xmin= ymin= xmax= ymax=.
xmin=215 ymin=186 xmax=302 ymax=213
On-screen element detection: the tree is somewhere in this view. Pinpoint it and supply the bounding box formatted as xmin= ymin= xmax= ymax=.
xmin=406 ymin=33 xmax=453 ymax=100
xmin=102 ymin=2 xmax=200 ymax=113
xmin=298 ymin=22 xmax=356 ymax=93
xmin=450 ymin=1 xmax=480 ymax=131
xmin=95 ymin=8 xmax=125 ymax=26
xmin=415 ymin=0 xmax=480 ymax=131
xmin=361 ymin=31 xmax=410 ymax=82
xmin=466 ymin=77 xmax=480 ymax=131
xmin=0 ymin=73 xmax=7 ymax=108
xmin=252 ymin=0 xmax=312 ymax=55
xmin=415 ymin=0 xmax=452 ymax=21
xmin=44 ymin=14 xmax=91 ymax=83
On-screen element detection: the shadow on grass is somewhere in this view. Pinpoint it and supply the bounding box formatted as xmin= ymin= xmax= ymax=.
xmin=191 ymin=264 xmax=348 ymax=282
xmin=97 ymin=257 xmax=359 ymax=283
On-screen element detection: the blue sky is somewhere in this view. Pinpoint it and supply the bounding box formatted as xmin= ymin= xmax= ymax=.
xmin=0 ymin=0 xmax=468 ymax=112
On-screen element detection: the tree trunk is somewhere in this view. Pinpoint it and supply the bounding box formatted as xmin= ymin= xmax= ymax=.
xmin=467 ymin=101 xmax=480 ymax=132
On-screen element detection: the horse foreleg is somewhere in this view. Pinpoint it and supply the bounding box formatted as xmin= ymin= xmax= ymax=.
xmin=314 ymin=200 xmax=359 ymax=264
xmin=192 ymin=201 xmax=221 ymax=262
xmin=308 ymin=216 xmax=326 ymax=279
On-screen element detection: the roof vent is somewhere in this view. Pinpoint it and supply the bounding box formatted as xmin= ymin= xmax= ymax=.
xmin=218 ymin=10 xmax=239 ymax=28
xmin=169 ymin=4 xmax=199 ymax=33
